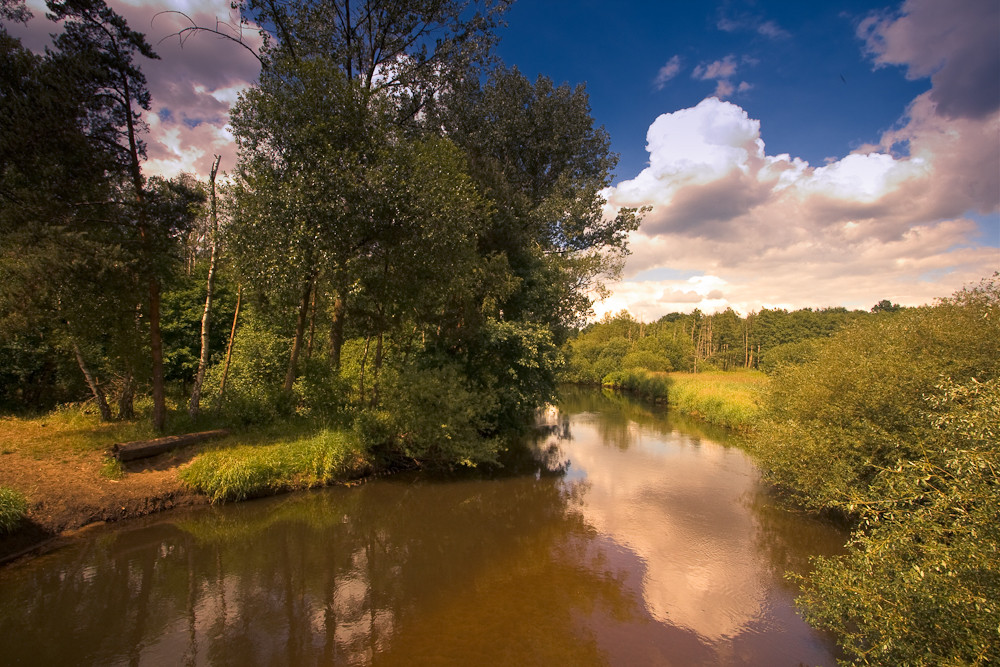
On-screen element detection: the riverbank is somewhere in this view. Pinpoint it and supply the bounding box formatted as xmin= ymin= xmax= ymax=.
xmin=0 ymin=406 xmax=372 ymax=564
xmin=666 ymin=370 xmax=766 ymax=431
xmin=600 ymin=369 xmax=766 ymax=431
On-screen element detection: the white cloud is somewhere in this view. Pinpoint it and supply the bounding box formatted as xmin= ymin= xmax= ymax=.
xmin=600 ymin=96 xmax=999 ymax=320
xmin=654 ymin=55 xmax=682 ymax=90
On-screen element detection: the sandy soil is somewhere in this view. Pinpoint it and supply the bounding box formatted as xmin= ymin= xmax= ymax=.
xmin=0 ymin=446 xmax=207 ymax=564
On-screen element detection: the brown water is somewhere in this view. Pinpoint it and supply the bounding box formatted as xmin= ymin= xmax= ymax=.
xmin=0 ymin=388 xmax=845 ymax=666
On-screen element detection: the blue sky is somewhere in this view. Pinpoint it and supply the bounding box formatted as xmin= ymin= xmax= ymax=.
xmin=11 ymin=0 xmax=998 ymax=317
xmin=496 ymin=1 xmax=932 ymax=180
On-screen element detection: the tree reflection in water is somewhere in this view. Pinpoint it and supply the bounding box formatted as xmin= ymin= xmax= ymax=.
xmin=0 ymin=388 xmax=844 ymax=666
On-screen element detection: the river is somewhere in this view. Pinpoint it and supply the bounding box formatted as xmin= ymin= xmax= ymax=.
xmin=0 ymin=387 xmax=845 ymax=665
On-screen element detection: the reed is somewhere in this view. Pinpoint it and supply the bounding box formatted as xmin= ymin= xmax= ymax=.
xmin=666 ymin=370 xmax=767 ymax=430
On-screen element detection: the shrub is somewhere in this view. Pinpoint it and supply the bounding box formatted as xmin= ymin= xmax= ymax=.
xmin=0 ymin=486 xmax=28 ymax=533
xmin=751 ymin=277 xmax=1000 ymax=664
xmin=201 ymin=316 xmax=291 ymax=425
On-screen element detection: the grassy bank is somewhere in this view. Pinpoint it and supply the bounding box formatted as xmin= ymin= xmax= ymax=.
xmin=666 ymin=370 xmax=766 ymax=430
xmin=601 ymin=368 xmax=672 ymax=401
xmin=598 ymin=368 xmax=766 ymax=430
xmin=180 ymin=429 xmax=371 ymax=503
xmin=0 ymin=401 xmax=375 ymax=558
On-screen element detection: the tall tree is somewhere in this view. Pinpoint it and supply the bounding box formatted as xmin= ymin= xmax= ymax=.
xmin=47 ymin=0 xmax=172 ymax=429
xmin=189 ymin=155 xmax=222 ymax=418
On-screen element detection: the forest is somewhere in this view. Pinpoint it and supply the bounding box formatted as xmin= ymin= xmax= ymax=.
xmin=0 ymin=0 xmax=641 ymax=466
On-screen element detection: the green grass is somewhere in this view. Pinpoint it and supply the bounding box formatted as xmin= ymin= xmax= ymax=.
xmin=602 ymin=368 xmax=672 ymax=401
xmin=180 ymin=428 xmax=372 ymax=503
xmin=665 ymin=370 xmax=767 ymax=431
xmin=0 ymin=486 xmax=28 ymax=533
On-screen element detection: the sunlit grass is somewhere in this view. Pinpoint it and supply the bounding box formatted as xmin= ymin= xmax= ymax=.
xmin=180 ymin=429 xmax=372 ymax=503
xmin=666 ymin=370 xmax=767 ymax=431
xmin=601 ymin=369 xmax=672 ymax=401
xmin=0 ymin=397 xmax=228 ymax=458
xmin=0 ymin=486 xmax=28 ymax=533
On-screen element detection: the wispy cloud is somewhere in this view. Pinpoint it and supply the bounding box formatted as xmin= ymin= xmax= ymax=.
xmin=716 ymin=13 xmax=788 ymax=39
xmin=691 ymin=55 xmax=751 ymax=100
xmin=653 ymin=55 xmax=682 ymax=90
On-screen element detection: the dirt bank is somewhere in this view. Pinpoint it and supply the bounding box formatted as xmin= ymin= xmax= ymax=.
xmin=0 ymin=446 xmax=208 ymax=565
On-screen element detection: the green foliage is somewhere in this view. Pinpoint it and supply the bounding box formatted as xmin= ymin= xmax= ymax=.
xmin=362 ymin=360 xmax=502 ymax=468
xmin=601 ymin=369 xmax=671 ymax=401
xmin=0 ymin=485 xmax=28 ymax=533
xmin=202 ymin=314 xmax=291 ymax=425
xmin=795 ymin=377 xmax=1000 ymax=666
xmin=758 ymin=338 xmax=824 ymax=373
xmin=180 ymin=429 xmax=369 ymax=503
xmin=750 ymin=278 xmax=1000 ymax=664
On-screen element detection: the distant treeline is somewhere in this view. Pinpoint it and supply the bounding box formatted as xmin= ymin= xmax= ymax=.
xmin=563 ymin=299 xmax=902 ymax=383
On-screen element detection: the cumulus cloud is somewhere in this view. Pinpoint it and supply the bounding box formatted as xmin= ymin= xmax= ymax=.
xmin=859 ymin=0 xmax=1000 ymax=120
xmin=654 ymin=55 xmax=682 ymax=90
xmin=600 ymin=94 xmax=999 ymax=320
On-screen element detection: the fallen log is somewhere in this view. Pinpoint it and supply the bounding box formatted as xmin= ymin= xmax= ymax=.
xmin=112 ymin=429 xmax=230 ymax=462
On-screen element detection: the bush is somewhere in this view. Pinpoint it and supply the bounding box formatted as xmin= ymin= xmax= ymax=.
xmin=201 ymin=316 xmax=291 ymax=425
xmin=795 ymin=377 xmax=1000 ymax=666
xmin=751 ymin=277 xmax=1000 ymax=664
xmin=0 ymin=486 xmax=28 ymax=533
xmin=365 ymin=360 xmax=502 ymax=468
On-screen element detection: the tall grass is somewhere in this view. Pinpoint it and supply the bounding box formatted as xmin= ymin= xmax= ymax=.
xmin=0 ymin=486 xmax=28 ymax=533
xmin=180 ymin=429 xmax=371 ymax=503
xmin=666 ymin=370 xmax=767 ymax=431
xmin=602 ymin=369 xmax=672 ymax=401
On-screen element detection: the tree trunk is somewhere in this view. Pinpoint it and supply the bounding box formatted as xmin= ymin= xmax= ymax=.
xmin=149 ymin=276 xmax=166 ymax=431
xmin=72 ymin=341 xmax=112 ymax=422
xmin=216 ymin=285 xmax=241 ymax=412
xmin=189 ymin=155 xmax=222 ymax=419
xmin=329 ymin=293 xmax=345 ymax=370
xmin=283 ymin=275 xmax=314 ymax=395
xmin=117 ymin=370 xmax=135 ymax=420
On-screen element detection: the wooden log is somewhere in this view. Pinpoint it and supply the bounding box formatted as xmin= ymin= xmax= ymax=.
xmin=112 ymin=429 xmax=230 ymax=462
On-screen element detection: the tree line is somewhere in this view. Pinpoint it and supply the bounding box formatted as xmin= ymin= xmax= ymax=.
xmin=0 ymin=0 xmax=642 ymax=466
xmin=562 ymin=302 xmax=896 ymax=383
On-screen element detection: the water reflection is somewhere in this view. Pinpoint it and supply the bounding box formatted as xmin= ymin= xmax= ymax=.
xmin=0 ymin=389 xmax=844 ymax=666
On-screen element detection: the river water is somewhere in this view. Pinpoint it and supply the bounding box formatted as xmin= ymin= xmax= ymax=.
xmin=0 ymin=388 xmax=845 ymax=665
